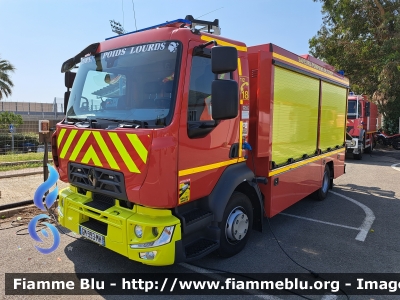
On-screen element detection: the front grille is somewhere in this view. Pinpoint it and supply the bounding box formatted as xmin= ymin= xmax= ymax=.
xmin=68 ymin=163 xmax=127 ymax=200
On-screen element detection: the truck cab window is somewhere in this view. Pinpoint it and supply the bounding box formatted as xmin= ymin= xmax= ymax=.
xmin=187 ymin=56 xmax=230 ymax=138
xmin=65 ymin=41 xmax=181 ymax=127
xmin=358 ymin=101 xmax=362 ymax=118
xmin=347 ymin=100 xmax=357 ymax=119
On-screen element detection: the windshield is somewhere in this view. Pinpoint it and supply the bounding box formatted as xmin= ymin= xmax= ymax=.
xmin=347 ymin=100 xmax=357 ymax=119
xmin=66 ymin=41 xmax=181 ymax=127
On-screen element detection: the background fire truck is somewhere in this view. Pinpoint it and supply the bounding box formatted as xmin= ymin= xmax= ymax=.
xmin=54 ymin=15 xmax=348 ymax=266
xmin=346 ymin=93 xmax=380 ymax=159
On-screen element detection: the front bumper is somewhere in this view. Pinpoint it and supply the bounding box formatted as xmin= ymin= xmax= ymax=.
xmin=345 ymin=138 xmax=359 ymax=151
xmin=58 ymin=187 xmax=181 ymax=266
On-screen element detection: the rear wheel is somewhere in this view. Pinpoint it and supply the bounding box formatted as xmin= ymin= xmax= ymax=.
xmin=393 ymin=138 xmax=400 ymax=150
xmin=218 ymin=192 xmax=253 ymax=258
xmin=364 ymin=134 xmax=373 ymax=153
xmin=314 ymin=165 xmax=331 ymax=200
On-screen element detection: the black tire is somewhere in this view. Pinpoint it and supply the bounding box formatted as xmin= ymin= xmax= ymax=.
xmin=393 ymin=138 xmax=400 ymax=150
xmin=354 ymin=141 xmax=363 ymax=160
xmin=354 ymin=151 xmax=362 ymax=160
xmin=376 ymin=137 xmax=385 ymax=146
xmin=364 ymin=135 xmax=373 ymax=153
xmin=218 ymin=192 xmax=253 ymax=258
xmin=314 ymin=165 xmax=331 ymax=200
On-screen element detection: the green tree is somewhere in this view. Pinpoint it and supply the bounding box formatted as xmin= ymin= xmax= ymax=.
xmin=309 ymin=0 xmax=400 ymax=133
xmin=0 ymin=57 xmax=16 ymax=100
xmin=0 ymin=111 xmax=23 ymax=129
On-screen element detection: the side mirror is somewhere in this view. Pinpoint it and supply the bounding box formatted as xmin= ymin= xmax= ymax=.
xmin=211 ymin=46 xmax=237 ymax=74
xmin=65 ymin=71 xmax=76 ymax=89
xmin=211 ymin=80 xmax=238 ymax=120
xmin=61 ymin=58 xmax=75 ymax=73
xmin=64 ymin=91 xmax=70 ymax=114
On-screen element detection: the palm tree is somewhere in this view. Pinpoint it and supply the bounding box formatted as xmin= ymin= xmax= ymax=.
xmin=0 ymin=57 xmax=16 ymax=100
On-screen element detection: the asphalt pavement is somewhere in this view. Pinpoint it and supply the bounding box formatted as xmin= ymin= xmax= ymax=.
xmin=0 ymin=146 xmax=399 ymax=299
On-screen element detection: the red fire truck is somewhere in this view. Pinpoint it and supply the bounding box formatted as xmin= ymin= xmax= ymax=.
xmin=54 ymin=16 xmax=348 ymax=266
xmin=345 ymin=93 xmax=379 ymax=159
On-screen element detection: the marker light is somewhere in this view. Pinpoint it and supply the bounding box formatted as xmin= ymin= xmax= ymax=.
xmin=134 ymin=225 xmax=143 ymax=238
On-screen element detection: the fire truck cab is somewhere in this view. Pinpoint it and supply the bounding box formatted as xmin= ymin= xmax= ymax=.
xmin=346 ymin=92 xmax=378 ymax=159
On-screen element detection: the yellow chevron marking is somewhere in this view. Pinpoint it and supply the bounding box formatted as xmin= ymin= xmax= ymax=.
xmin=93 ymin=131 xmax=120 ymax=170
xmin=127 ymin=134 xmax=148 ymax=163
xmin=70 ymin=131 xmax=91 ymax=161
xmin=108 ymin=132 xmax=140 ymax=173
xmin=81 ymin=145 xmax=102 ymax=167
xmin=57 ymin=128 xmax=66 ymax=148
xmin=60 ymin=130 xmax=78 ymax=159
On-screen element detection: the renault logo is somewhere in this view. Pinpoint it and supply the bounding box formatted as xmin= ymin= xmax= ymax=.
xmin=88 ymin=168 xmax=97 ymax=187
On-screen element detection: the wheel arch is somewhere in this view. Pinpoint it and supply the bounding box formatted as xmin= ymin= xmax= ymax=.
xmin=206 ymin=162 xmax=263 ymax=232
xmin=234 ymin=181 xmax=263 ymax=232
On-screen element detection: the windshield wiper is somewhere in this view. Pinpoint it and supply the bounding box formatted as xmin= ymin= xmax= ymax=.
xmin=96 ymin=118 xmax=147 ymax=128
xmin=65 ymin=117 xmax=97 ymax=128
xmin=66 ymin=117 xmax=89 ymax=122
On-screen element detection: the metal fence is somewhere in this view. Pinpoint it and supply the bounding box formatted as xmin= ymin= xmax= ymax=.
xmin=0 ymin=97 xmax=65 ymax=118
xmin=0 ymin=98 xmax=67 ymax=208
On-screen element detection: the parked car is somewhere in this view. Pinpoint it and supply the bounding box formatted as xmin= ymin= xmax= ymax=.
xmin=36 ymin=143 xmax=51 ymax=153
xmin=22 ymin=142 xmax=37 ymax=153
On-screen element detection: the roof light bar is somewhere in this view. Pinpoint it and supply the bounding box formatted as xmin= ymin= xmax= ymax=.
xmin=185 ymin=15 xmax=220 ymax=35
xmin=105 ymin=14 xmax=221 ymax=40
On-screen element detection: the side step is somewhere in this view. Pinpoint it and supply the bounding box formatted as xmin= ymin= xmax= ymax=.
xmin=175 ymin=204 xmax=220 ymax=261
xmin=181 ymin=208 xmax=213 ymax=235
xmin=185 ymin=238 xmax=219 ymax=260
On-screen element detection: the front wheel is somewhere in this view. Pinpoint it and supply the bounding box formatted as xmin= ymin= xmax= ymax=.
xmin=354 ymin=141 xmax=363 ymax=160
xmin=218 ymin=192 xmax=253 ymax=258
xmin=365 ymin=135 xmax=373 ymax=153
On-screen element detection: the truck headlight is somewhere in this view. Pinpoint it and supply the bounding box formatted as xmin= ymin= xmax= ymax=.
xmin=130 ymin=226 xmax=175 ymax=248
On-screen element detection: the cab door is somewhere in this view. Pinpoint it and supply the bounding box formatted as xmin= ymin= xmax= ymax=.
xmin=177 ymin=41 xmax=240 ymax=204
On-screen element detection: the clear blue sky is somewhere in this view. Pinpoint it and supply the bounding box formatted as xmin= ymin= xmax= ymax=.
xmin=0 ymin=0 xmax=323 ymax=103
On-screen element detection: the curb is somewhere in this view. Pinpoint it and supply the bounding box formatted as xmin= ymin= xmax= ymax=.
xmin=0 ymin=204 xmax=36 ymax=219
xmin=0 ymin=171 xmax=43 ymax=179
xmin=0 ymin=160 xmax=52 ymax=167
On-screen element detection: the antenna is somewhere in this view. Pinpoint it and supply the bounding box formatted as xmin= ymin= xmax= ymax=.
xmin=122 ymin=0 xmax=125 ymax=27
xmin=196 ymin=7 xmax=223 ymax=19
xmin=132 ymin=0 xmax=137 ymax=31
